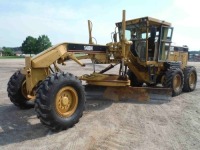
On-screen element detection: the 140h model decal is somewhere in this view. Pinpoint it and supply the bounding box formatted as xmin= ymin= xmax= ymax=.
xmin=84 ymin=46 xmax=93 ymax=51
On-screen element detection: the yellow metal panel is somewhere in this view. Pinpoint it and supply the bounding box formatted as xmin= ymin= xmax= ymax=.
xmin=25 ymin=57 xmax=32 ymax=93
xmin=31 ymin=68 xmax=49 ymax=85
xmin=80 ymin=73 xmax=130 ymax=87
xmin=116 ymin=16 xmax=171 ymax=27
xmin=86 ymin=80 xmax=130 ymax=86
xmin=180 ymin=52 xmax=188 ymax=68
xmin=26 ymin=68 xmax=49 ymax=94
xmin=32 ymin=44 xmax=67 ymax=68
xmin=25 ymin=56 xmax=31 ymax=68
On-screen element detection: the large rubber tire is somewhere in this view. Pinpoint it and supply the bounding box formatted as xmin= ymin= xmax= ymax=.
xmin=7 ymin=71 xmax=32 ymax=109
xmin=127 ymin=69 xmax=143 ymax=87
xmin=163 ymin=68 xmax=184 ymax=96
xmin=183 ymin=66 xmax=197 ymax=92
xmin=35 ymin=72 xmax=85 ymax=131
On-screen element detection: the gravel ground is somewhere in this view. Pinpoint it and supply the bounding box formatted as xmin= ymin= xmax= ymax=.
xmin=0 ymin=59 xmax=199 ymax=150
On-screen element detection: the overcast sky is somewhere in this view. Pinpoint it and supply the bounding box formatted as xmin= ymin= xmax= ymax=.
xmin=0 ymin=0 xmax=199 ymax=50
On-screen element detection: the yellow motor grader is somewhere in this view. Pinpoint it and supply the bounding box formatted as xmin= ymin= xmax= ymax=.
xmin=7 ymin=10 xmax=197 ymax=131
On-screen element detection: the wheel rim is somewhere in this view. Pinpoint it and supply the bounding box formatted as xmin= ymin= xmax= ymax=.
xmin=55 ymin=86 xmax=78 ymax=118
xmin=189 ymin=72 xmax=196 ymax=89
xmin=173 ymin=74 xmax=181 ymax=92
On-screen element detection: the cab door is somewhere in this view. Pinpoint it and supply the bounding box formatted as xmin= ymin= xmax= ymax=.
xmin=158 ymin=26 xmax=173 ymax=61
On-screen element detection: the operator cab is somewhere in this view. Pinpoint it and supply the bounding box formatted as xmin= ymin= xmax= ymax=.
xmin=116 ymin=17 xmax=173 ymax=62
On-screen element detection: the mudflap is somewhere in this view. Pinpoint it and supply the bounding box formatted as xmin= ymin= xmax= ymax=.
xmin=85 ymin=85 xmax=172 ymax=102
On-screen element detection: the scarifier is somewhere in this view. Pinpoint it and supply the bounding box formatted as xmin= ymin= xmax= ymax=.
xmin=7 ymin=10 xmax=197 ymax=131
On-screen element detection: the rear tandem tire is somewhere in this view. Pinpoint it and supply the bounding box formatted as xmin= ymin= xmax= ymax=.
xmin=183 ymin=66 xmax=197 ymax=92
xmin=163 ymin=68 xmax=184 ymax=97
xmin=35 ymin=72 xmax=85 ymax=131
xmin=7 ymin=70 xmax=32 ymax=109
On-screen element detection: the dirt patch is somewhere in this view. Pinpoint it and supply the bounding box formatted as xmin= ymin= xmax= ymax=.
xmin=0 ymin=59 xmax=200 ymax=150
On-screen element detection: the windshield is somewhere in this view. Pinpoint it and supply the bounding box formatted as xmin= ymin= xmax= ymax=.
xmin=118 ymin=23 xmax=147 ymax=41
xmin=118 ymin=22 xmax=148 ymax=61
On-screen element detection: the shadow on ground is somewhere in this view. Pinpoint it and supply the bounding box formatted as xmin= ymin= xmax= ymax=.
xmin=0 ymin=104 xmax=49 ymax=146
xmin=0 ymin=89 xmax=169 ymax=146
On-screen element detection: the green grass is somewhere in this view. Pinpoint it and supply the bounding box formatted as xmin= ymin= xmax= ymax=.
xmin=0 ymin=56 xmax=24 ymax=59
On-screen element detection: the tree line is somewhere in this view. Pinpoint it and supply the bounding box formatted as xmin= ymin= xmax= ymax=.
xmin=1 ymin=47 xmax=14 ymax=56
xmin=2 ymin=35 xmax=52 ymax=56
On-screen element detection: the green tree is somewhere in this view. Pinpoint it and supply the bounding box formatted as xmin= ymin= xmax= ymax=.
xmin=21 ymin=36 xmax=37 ymax=56
xmin=2 ymin=47 xmax=14 ymax=56
xmin=21 ymin=35 xmax=52 ymax=55
xmin=36 ymin=35 xmax=52 ymax=53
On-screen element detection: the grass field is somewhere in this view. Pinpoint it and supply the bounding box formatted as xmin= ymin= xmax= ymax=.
xmin=0 ymin=56 xmax=24 ymax=59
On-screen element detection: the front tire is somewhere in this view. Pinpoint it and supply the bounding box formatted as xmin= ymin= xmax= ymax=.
xmin=7 ymin=71 xmax=32 ymax=109
xmin=183 ymin=66 xmax=197 ymax=92
xmin=35 ymin=72 xmax=85 ymax=131
xmin=163 ymin=68 xmax=184 ymax=96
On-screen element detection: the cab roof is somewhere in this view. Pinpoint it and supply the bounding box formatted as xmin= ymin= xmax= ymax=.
xmin=116 ymin=16 xmax=171 ymax=27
